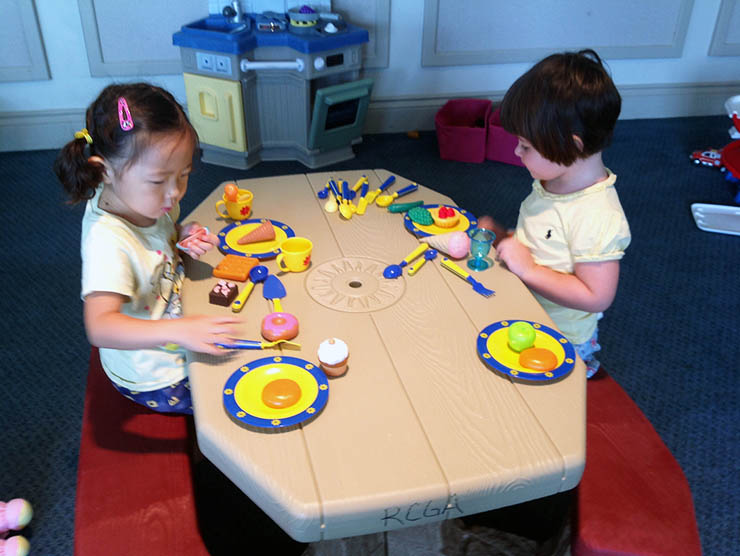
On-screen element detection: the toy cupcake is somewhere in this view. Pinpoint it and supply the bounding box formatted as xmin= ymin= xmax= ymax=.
xmin=317 ymin=338 xmax=349 ymax=377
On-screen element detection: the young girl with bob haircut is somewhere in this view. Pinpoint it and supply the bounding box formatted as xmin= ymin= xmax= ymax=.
xmin=55 ymin=83 xmax=240 ymax=413
xmin=480 ymin=49 xmax=631 ymax=378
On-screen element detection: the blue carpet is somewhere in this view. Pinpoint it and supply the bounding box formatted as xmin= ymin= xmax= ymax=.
xmin=0 ymin=116 xmax=738 ymax=555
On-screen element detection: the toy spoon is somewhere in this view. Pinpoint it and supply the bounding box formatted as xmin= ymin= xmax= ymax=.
xmin=383 ymin=243 xmax=429 ymax=279
xmin=407 ymin=248 xmax=438 ymax=276
xmin=231 ymin=264 xmax=268 ymax=312
xmin=338 ymin=180 xmax=355 ymax=219
xmin=176 ymin=226 xmax=210 ymax=252
xmin=376 ymin=183 xmax=419 ymax=207
xmin=366 ymin=175 xmax=396 ymax=205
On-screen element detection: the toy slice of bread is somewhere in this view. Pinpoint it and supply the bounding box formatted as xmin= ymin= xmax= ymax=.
xmin=213 ymin=255 xmax=259 ymax=281
xmin=237 ymin=220 xmax=275 ymax=245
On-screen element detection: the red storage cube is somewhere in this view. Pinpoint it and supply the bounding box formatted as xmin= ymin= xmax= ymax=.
xmin=486 ymin=107 xmax=523 ymax=167
xmin=435 ymin=99 xmax=492 ymax=163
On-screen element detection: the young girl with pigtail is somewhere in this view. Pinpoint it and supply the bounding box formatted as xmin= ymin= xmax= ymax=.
xmin=54 ymin=83 xmax=241 ymax=414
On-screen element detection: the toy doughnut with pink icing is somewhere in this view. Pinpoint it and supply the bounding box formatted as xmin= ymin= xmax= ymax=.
xmin=261 ymin=312 xmax=299 ymax=341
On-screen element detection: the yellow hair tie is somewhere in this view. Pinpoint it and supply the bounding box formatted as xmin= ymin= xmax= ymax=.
xmin=74 ymin=128 xmax=93 ymax=145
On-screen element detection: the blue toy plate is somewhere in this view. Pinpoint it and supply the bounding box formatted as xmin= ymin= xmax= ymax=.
xmin=403 ymin=204 xmax=477 ymax=237
xmin=218 ymin=219 xmax=295 ymax=259
xmin=477 ymin=320 xmax=576 ymax=382
xmin=223 ymin=356 xmax=329 ymax=429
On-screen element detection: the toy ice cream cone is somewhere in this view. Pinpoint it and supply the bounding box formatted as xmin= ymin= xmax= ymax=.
xmin=237 ymin=220 xmax=275 ymax=245
xmin=422 ymin=231 xmax=470 ymax=259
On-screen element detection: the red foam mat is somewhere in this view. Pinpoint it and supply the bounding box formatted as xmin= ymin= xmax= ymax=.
xmin=573 ymin=370 xmax=702 ymax=556
xmin=74 ymin=348 xmax=209 ymax=556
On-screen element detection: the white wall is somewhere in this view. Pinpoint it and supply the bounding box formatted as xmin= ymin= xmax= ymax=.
xmin=1 ymin=0 xmax=739 ymax=151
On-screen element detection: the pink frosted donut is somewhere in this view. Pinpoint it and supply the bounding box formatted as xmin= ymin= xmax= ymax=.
xmin=261 ymin=312 xmax=299 ymax=341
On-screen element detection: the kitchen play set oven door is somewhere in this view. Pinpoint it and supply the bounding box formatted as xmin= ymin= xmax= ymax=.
xmin=308 ymin=77 xmax=373 ymax=152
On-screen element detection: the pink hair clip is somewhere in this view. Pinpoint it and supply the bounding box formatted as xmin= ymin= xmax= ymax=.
xmin=117 ymin=97 xmax=134 ymax=131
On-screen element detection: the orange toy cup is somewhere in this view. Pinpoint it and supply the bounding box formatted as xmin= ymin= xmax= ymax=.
xmin=276 ymin=237 xmax=313 ymax=272
xmin=216 ymin=188 xmax=253 ymax=220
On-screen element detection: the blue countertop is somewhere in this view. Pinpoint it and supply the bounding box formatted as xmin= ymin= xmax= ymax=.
xmin=173 ymin=14 xmax=369 ymax=55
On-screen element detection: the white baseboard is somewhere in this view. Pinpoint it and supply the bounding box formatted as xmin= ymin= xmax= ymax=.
xmin=0 ymin=109 xmax=85 ymax=152
xmin=2 ymin=82 xmax=738 ymax=152
xmin=364 ymin=81 xmax=740 ymax=133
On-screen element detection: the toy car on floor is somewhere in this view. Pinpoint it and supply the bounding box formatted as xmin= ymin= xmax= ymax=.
xmin=690 ymin=149 xmax=725 ymax=171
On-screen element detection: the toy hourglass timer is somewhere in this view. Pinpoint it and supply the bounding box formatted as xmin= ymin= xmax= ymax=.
xmin=467 ymin=227 xmax=496 ymax=271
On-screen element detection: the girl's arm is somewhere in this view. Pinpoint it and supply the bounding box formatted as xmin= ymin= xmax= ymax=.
xmin=84 ymin=291 xmax=242 ymax=355
xmin=495 ymin=236 xmax=620 ymax=313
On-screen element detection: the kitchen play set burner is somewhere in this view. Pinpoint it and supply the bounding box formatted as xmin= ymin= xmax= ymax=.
xmin=173 ymin=7 xmax=372 ymax=170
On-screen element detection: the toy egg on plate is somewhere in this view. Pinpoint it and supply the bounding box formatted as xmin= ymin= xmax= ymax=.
xmin=317 ymin=338 xmax=349 ymax=377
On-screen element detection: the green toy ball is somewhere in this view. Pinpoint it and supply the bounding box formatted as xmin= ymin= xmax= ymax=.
xmin=508 ymin=321 xmax=536 ymax=352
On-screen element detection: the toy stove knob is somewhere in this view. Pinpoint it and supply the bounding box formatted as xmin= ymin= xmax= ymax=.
xmin=314 ymin=57 xmax=325 ymax=71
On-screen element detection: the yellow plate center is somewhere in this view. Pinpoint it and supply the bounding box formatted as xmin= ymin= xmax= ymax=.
xmin=224 ymin=223 xmax=289 ymax=255
xmin=487 ymin=328 xmax=565 ymax=373
xmin=233 ymin=363 xmax=319 ymax=419
xmin=413 ymin=211 xmax=471 ymax=235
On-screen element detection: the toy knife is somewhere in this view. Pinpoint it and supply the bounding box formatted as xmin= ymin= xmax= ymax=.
xmin=356 ymin=180 xmax=370 ymax=215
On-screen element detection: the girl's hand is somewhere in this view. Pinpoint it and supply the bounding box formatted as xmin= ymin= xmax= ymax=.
xmin=179 ymin=222 xmax=219 ymax=260
xmin=173 ymin=315 xmax=242 ymax=355
xmin=495 ymin=235 xmax=535 ymax=279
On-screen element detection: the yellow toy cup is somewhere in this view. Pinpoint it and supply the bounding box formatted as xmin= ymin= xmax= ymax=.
xmin=276 ymin=237 xmax=313 ymax=272
xmin=215 ymin=189 xmax=253 ymax=220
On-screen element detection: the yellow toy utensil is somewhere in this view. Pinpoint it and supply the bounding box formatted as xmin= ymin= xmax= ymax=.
xmin=356 ymin=180 xmax=370 ymax=215
xmin=383 ymin=243 xmax=429 ymax=278
xmin=407 ymin=248 xmax=438 ymax=276
xmin=440 ymin=258 xmax=495 ymax=297
xmin=352 ymin=175 xmax=368 ymax=192
xmin=366 ymin=175 xmax=396 ymax=205
xmin=376 ymin=183 xmax=419 ymax=208
xmin=215 ymin=339 xmax=301 ymax=349
xmin=330 ymin=179 xmax=354 ymax=219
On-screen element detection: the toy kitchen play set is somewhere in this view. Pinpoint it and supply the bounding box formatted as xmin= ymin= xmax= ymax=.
xmin=173 ymin=4 xmax=372 ymax=169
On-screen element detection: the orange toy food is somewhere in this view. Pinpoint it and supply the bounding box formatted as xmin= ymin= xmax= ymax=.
xmin=518 ymin=347 xmax=558 ymax=372
xmin=224 ymin=182 xmax=239 ymax=202
xmin=213 ymin=255 xmax=259 ymax=282
xmin=432 ymin=206 xmax=460 ymax=228
xmin=261 ymin=378 xmax=301 ymax=409
xmin=237 ymin=219 xmax=275 ymax=245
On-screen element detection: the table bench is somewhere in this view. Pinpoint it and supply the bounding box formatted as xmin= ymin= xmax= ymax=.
xmin=74 ymin=348 xmax=209 ymax=556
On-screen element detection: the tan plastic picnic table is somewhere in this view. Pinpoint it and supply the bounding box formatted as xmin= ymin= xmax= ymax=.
xmin=181 ymin=169 xmax=585 ymax=543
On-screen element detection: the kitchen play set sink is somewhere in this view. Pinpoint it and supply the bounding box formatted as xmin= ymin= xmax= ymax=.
xmin=173 ymin=8 xmax=372 ymax=170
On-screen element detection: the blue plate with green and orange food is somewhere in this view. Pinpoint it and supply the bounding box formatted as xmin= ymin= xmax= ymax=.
xmin=476 ymin=320 xmax=576 ymax=382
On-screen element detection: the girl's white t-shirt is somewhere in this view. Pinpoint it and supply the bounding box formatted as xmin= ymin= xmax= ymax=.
xmin=80 ymin=186 xmax=187 ymax=391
